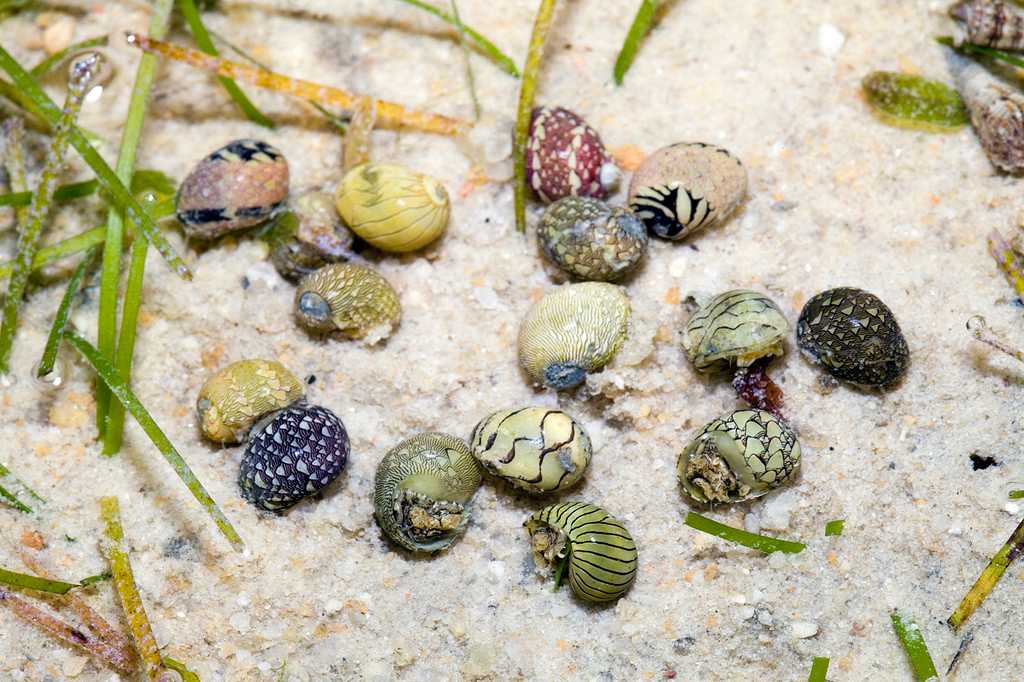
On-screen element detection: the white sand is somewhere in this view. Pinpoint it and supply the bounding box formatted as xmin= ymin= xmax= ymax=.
xmin=2 ymin=0 xmax=1023 ymax=679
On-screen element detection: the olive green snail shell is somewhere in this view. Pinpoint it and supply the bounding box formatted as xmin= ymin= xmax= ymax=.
xmin=518 ymin=282 xmax=630 ymax=390
xmin=470 ymin=407 xmax=591 ymax=494
xmin=677 ymin=409 xmax=801 ymax=504
xmin=524 ymin=502 xmax=638 ymax=603
xmin=196 ymin=359 xmax=305 ymax=443
xmin=538 ymin=197 xmax=648 ymax=282
xmin=373 ymin=432 xmax=484 ymax=553
xmin=294 ymin=263 xmax=401 ymax=340
xmin=335 ymin=162 xmax=450 ymax=253
xmin=682 ymin=289 xmax=789 ymax=371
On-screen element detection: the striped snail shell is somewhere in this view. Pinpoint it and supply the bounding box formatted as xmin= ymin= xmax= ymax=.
xmin=518 ymin=282 xmax=630 ymax=390
xmin=470 ymin=407 xmax=591 ymax=494
xmin=524 ymin=501 xmax=638 ymax=603
xmin=682 ymin=290 xmax=789 ymax=372
xmin=950 ymin=54 xmax=1024 ymax=173
xmin=176 ymin=139 xmax=289 ymax=240
xmin=335 ymin=163 xmax=450 ymax=253
xmin=538 ymin=197 xmax=648 ymax=282
xmin=677 ymin=409 xmax=801 ymax=504
xmin=373 ymin=432 xmax=483 ymax=553
xmin=196 ymin=359 xmax=304 ymax=443
xmin=628 ymin=142 xmax=747 ymax=241
xmin=951 ymin=1 xmax=1024 ymax=51
xmin=294 ymin=263 xmax=401 ymax=342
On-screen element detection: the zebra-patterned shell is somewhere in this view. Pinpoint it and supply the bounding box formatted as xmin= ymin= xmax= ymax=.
xmin=682 ymin=290 xmax=789 ymax=372
xmin=470 ymin=407 xmax=591 ymax=494
xmin=524 ymin=502 xmax=638 ymax=603
xmin=796 ymin=287 xmax=909 ymax=386
xmin=238 ymin=403 xmax=350 ymax=512
xmin=951 ymin=1 xmax=1024 ymax=50
xmin=518 ymin=282 xmax=630 ymax=390
xmin=373 ymin=432 xmax=483 ymax=553
xmin=677 ymin=409 xmax=801 ymax=504
xmin=538 ymin=197 xmax=648 ymax=282
xmin=628 ymin=142 xmax=747 ymax=241
xmin=294 ymin=263 xmax=401 ymax=342
xmin=196 ymin=359 xmax=305 ymax=443
xmin=335 ymin=163 xmax=450 ymax=253
xmin=176 ymin=139 xmax=289 ymax=239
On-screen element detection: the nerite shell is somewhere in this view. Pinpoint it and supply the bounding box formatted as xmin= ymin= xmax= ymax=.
xmin=196 ymin=359 xmax=304 ymax=443
xmin=373 ymin=432 xmax=483 ymax=553
xmin=677 ymin=409 xmax=801 ymax=504
xmin=176 ymin=139 xmax=289 ymax=239
xmin=524 ymin=501 xmax=638 ymax=603
xmin=628 ymin=142 xmax=747 ymax=240
xmin=538 ymin=197 xmax=648 ymax=281
xmin=335 ymin=163 xmax=449 ymax=253
xmin=470 ymin=407 xmax=591 ymax=494
xmin=294 ymin=263 xmax=401 ymax=341
xmin=682 ymin=290 xmax=789 ymax=371
xmin=518 ymin=282 xmax=630 ymax=390
xmin=526 ymin=106 xmax=619 ymax=203
xmin=796 ymin=287 xmax=909 ymax=386
xmin=270 ymin=190 xmax=355 ymax=282
xmin=239 ymin=403 xmax=350 ymax=512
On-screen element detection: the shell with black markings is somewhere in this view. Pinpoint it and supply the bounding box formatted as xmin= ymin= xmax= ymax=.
xmin=470 ymin=407 xmax=591 ymax=494
xmin=239 ymin=403 xmax=350 ymax=512
xmin=196 ymin=359 xmax=305 ymax=443
xmin=682 ymin=290 xmax=789 ymax=372
xmin=677 ymin=409 xmax=801 ymax=504
xmin=176 ymin=139 xmax=289 ymax=239
xmin=335 ymin=162 xmax=450 ymax=253
xmin=373 ymin=432 xmax=483 ymax=553
xmin=628 ymin=142 xmax=747 ymax=241
xmin=294 ymin=263 xmax=401 ymax=342
xmin=524 ymin=501 xmax=638 ymax=603
xmin=518 ymin=282 xmax=630 ymax=390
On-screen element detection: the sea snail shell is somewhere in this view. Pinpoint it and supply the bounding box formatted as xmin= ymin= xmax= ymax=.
xmin=176 ymin=139 xmax=289 ymax=240
xmin=524 ymin=501 xmax=638 ymax=603
xmin=470 ymin=407 xmax=591 ymax=494
xmin=294 ymin=263 xmax=401 ymax=342
xmin=196 ymin=359 xmax=304 ymax=443
xmin=677 ymin=409 xmax=801 ymax=504
xmin=518 ymin=282 xmax=630 ymax=390
xmin=538 ymin=197 xmax=648 ymax=282
xmin=373 ymin=432 xmax=483 ymax=553
xmin=682 ymin=290 xmax=789 ymax=372
xmin=335 ymin=162 xmax=450 ymax=253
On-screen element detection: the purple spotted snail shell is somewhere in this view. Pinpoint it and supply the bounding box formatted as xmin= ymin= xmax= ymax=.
xmin=526 ymin=106 xmax=620 ymax=203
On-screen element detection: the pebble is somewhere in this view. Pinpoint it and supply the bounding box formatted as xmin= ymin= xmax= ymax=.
xmin=42 ymin=16 xmax=75 ymax=55
xmin=229 ymin=611 xmax=251 ymax=632
xmin=62 ymin=655 xmax=87 ymax=677
xmin=1004 ymin=502 xmax=1020 ymax=515
xmin=791 ymin=621 xmax=819 ymax=639
xmin=738 ymin=606 xmax=756 ymax=621
xmin=757 ymin=609 xmax=774 ymax=626
xmin=817 ymin=23 xmax=845 ymax=57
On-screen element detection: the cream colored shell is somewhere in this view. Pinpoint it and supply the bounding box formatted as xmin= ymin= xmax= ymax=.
xmin=470 ymin=407 xmax=591 ymax=493
xmin=335 ymin=162 xmax=450 ymax=253
xmin=518 ymin=282 xmax=630 ymax=389
xmin=196 ymin=359 xmax=304 ymax=443
xmin=294 ymin=263 xmax=401 ymax=341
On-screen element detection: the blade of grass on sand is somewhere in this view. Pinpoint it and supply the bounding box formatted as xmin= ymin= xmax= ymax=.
xmin=30 ymin=36 xmax=109 ymax=78
xmin=65 ymin=332 xmax=243 ymax=550
xmin=949 ymin=515 xmax=1024 ymax=630
xmin=0 ymin=225 xmax=106 ymax=280
xmin=177 ymin=0 xmax=275 ymax=127
xmin=613 ymin=0 xmax=660 ymax=86
xmin=100 ymin=496 xmax=172 ymax=679
xmin=0 ymin=460 xmax=37 ymax=513
xmin=0 ymin=44 xmax=191 ymax=280
xmin=684 ymin=511 xmax=806 ymax=554
xmin=37 ymin=246 xmax=99 ymax=378
xmin=807 ymin=657 xmax=829 ymax=682
xmin=891 ymin=609 xmax=939 ymax=681
xmin=393 ymin=0 xmax=520 ymax=77
xmin=0 ymin=55 xmax=100 ymax=375
xmin=451 ymin=0 xmax=481 ymax=121
xmin=162 ymin=656 xmax=201 ymax=681
xmin=0 ymin=178 xmax=100 ymax=208
xmin=95 ymin=0 xmax=177 ymax=444
xmin=0 ymin=567 xmax=86 ymax=594
xmin=513 ymin=0 xmax=558 ymax=233
xmin=2 ymin=117 xmax=30 ymax=230
xmin=825 ymin=519 xmax=845 ymax=536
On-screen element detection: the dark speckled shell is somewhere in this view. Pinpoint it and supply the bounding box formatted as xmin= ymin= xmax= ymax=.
xmin=176 ymin=139 xmax=289 ymax=240
xmin=238 ymin=403 xmax=349 ymax=512
xmin=796 ymin=287 xmax=909 ymax=387
xmin=538 ymin=197 xmax=647 ymax=281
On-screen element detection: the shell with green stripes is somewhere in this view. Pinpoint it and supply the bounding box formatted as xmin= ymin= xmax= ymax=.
xmin=524 ymin=502 xmax=638 ymax=603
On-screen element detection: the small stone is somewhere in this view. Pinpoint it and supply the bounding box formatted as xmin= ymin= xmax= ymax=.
xmin=791 ymin=621 xmax=819 ymax=639
xmin=757 ymin=609 xmax=774 ymax=626
xmin=948 ymin=525 xmax=963 ymax=536
xmin=817 ymin=24 xmax=845 ymax=57
xmin=737 ymin=606 xmax=755 ymax=621
xmin=229 ymin=611 xmax=251 ymax=632
xmin=42 ymin=16 xmax=75 ymax=55
xmin=1004 ymin=502 xmax=1020 ymax=515
xmin=62 ymin=655 xmax=88 ymax=677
